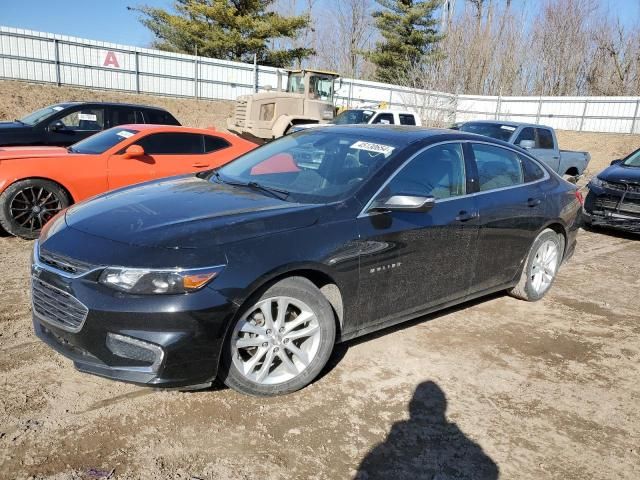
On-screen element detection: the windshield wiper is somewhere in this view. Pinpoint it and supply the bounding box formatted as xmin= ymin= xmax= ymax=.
xmin=211 ymin=171 xmax=290 ymax=200
xmin=66 ymin=146 xmax=76 ymax=153
xmin=14 ymin=119 xmax=26 ymax=125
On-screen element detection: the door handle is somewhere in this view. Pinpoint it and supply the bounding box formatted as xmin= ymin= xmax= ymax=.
xmin=191 ymin=162 xmax=210 ymax=168
xmin=527 ymin=198 xmax=542 ymax=207
xmin=456 ymin=210 xmax=477 ymax=222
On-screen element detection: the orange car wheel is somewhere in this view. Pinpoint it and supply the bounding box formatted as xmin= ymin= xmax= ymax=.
xmin=0 ymin=179 xmax=70 ymax=240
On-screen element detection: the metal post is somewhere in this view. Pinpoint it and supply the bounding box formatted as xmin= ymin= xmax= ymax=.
xmin=631 ymin=100 xmax=640 ymax=134
xmin=347 ymin=80 xmax=353 ymax=108
xmin=53 ymin=39 xmax=61 ymax=86
xmin=579 ymin=99 xmax=588 ymax=131
xmin=495 ymin=95 xmax=502 ymax=120
xmin=194 ymin=55 xmax=199 ymax=99
xmin=451 ymin=93 xmax=459 ymax=124
xmin=535 ymin=96 xmax=543 ymax=124
xmin=388 ymin=88 xmax=393 ymax=108
xmin=253 ymin=54 xmax=259 ymax=93
xmin=134 ymin=51 xmax=140 ymax=94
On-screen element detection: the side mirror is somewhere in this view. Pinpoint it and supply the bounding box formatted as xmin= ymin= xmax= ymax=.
xmin=49 ymin=121 xmax=65 ymax=132
xmin=369 ymin=195 xmax=436 ymax=213
xmin=610 ymin=159 xmax=622 ymax=166
xmin=519 ymin=139 xmax=535 ymax=149
xmin=123 ymin=144 xmax=145 ymax=158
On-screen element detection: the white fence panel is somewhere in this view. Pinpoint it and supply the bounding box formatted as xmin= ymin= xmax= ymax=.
xmin=2 ymin=25 xmax=640 ymax=133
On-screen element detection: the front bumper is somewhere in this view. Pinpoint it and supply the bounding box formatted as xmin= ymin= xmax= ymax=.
xmin=583 ymin=187 xmax=640 ymax=233
xmin=31 ymin=246 xmax=236 ymax=389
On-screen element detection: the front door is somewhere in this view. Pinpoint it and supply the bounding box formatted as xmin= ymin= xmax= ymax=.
xmin=45 ymin=107 xmax=106 ymax=146
xmin=355 ymin=142 xmax=479 ymax=331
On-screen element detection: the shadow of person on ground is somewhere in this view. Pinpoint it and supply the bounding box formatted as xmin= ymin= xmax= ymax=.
xmin=355 ymin=381 xmax=499 ymax=480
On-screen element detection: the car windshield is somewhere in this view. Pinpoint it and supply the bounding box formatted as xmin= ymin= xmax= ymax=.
xmin=331 ymin=110 xmax=375 ymax=125
xmin=19 ymin=104 xmax=68 ymax=125
xmin=623 ymin=150 xmax=640 ymax=167
xmin=215 ymin=130 xmax=403 ymax=203
xmin=458 ymin=122 xmax=517 ymax=142
xmin=69 ymin=127 xmax=139 ymax=154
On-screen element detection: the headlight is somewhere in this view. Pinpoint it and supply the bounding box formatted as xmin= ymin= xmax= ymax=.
xmin=99 ymin=266 xmax=224 ymax=295
xmin=589 ymin=176 xmax=603 ymax=188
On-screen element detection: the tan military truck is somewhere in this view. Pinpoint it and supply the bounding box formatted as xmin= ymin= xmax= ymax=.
xmin=227 ymin=69 xmax=340 ymax=142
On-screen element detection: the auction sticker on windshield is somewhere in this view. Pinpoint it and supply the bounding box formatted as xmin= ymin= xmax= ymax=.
xmin=116 ymin=130 xmax=136 ymax=139
xmin=351 ymin=141 xmax=395 ymax=156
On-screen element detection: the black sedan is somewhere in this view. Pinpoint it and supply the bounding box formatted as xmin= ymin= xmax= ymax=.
xmin=0 ymin=102 xmax=180 ymax=147
xmin=583 ymin=150 xmax=640 ymax=233
xmin=32 ymin=126 xmax=582 ymax=396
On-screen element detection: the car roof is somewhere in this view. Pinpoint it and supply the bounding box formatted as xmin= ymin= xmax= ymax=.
xmin=114 ymin=124 xmax=235 ymax=136
xmin=458 ymin=119 xmax=553 ymax=129
xmin=303 ymin=124 xmax=521 ymax=148
xmin=52 ymin=102 xmax=170 ymax=112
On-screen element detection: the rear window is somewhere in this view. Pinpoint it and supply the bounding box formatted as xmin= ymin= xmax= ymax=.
xmin=520 ymin=154 xmax=546 ymax=182
xmin=399 ymin=114 xmax=417 ymax=126
xmin=459 ymin=122 xmax=516 ymax=142
xmin=144 ymin=109 xmax=181 ymax=126
xmin=204 ymin=135 xmax=231 ymax=152
xmin=70 ymin=127 xmax=139 ymax=154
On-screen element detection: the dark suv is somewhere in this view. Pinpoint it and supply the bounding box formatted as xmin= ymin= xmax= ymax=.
xmin=0 ymin=102 xmax=180 ymax=147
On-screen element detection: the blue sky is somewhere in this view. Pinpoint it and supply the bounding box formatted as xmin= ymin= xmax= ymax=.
xmin=1 ymin=0 xmax=639 ymax=48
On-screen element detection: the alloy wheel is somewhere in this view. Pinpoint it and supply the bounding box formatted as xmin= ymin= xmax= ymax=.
xmin=530 ymin=239 xmax=559 ymax=295
xmin=9 ymin=186 xmax=63 ymax=232
xmin=231 ymin=296 xmax=321 ymax=385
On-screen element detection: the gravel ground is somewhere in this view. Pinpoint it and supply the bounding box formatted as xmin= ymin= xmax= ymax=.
xmin=0 ymin=80 xmax=639 ymax=479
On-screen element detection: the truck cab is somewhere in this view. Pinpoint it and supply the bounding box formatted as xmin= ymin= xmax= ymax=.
xmin=227 ymin=69 xmax=339 ymax=142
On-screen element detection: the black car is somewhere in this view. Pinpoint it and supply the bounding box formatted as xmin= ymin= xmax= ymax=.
xmin=583 ymin=150 xmax=640 ymax=232
xmin=32 ymin=126 xmax=582 ymax=396
xmin=0 ymin=102 xmax=180 ymax=147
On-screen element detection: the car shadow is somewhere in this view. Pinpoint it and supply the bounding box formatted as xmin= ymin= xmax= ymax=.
xmin=581 ymin=224 xmax=639 ymax=240
xmin=354 ymin=381 xmax=499 ymax=480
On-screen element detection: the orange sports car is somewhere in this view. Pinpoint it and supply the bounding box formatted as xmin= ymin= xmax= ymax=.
xmin=0 ymin=125 xmax=257 ymax=239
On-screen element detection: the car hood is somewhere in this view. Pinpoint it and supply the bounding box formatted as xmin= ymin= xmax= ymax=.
xmin=64 ymin=175 xmax=319 ymax=249
xmin=599 ymin=163 xmax=640 ymax=184
xmin=0 ymin=146 xmax=69 ymax=160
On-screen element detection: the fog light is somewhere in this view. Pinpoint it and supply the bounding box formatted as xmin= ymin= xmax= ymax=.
xmin=106 ymin=333 xmax=164 ymax=371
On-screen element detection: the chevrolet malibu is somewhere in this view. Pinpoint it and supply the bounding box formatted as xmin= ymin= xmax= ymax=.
xmin=32 ymin=126 xmax=582 ymax=396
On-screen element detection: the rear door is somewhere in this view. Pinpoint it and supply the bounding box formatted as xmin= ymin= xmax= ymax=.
xmin=109 ymin=107 xmax=137 ymax=128
xmin=44 ymin=107 xmax=106 ymax=145
xmin=143 ymin=109 xmax=181 ymax=126
xmin=370 ymin=113 xmax=395 ymax=125
xmin=399 ymin=113 xmax=417 ymax=126
xmin=468 ymin=142 xmax=548 ymax=294
xmin=355 ymin=141 xmax=479 ymax=330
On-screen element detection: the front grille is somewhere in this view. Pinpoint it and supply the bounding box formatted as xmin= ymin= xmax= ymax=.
xmin=39 ymin=248 xmax=94 ymax=275
xmin=234 ymin=100 xmax=247 ymax=127
xmin=602 ymin=180 xmax=640 ymax=194
xmin=594 ymin=196 xmax=640 ymax=217
xmin=31 ymin=277 xmax=88 ymax=332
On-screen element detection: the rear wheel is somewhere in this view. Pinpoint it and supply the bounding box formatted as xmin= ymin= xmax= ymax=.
xmin=509 ymin=229 xmax=563 ymax=301
xmin=220 ymin=277 xmax=336 ymax=396
xmin=0 ymin=179 xmax=70 ymax=239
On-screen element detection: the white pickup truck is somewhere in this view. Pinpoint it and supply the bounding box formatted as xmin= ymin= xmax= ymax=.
xmin=289 ymin=108 xmax=422 ymax=133
xmin=452 ymin=120 xmax=591 ymax=178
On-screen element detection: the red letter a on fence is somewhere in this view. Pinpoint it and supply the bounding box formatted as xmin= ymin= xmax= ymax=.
xmin=103 ymin=51 xmax=120 ymax=68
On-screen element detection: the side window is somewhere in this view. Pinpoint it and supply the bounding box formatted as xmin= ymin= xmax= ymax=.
xmin=472 ymin=144 xmax=524 ymax=191
xmin=111 ymin=108 xmax=136 ymax=127
xmin=57 ymin=108 xmax=105 ymax=131
xmin=515 ymin=127 xmax=535 ymax=147
xmin=399 ymin=114 xmax=417 ymax=126
xmin=145 ymin=109 xmax=180 ymax=125
xmin=519 ymin=154 xmax=546 ymax=182
xmin=136 ymin=133 xmax=204 ymax=155
xmin=382 ymin=143 xmax=466 ymax=200
xmin=204 ymin=135 xmax=231 ymax=153
xmin=371 ymin=113 xmax=395 ymax=125
xmin=536 ymin=128 xmax=554 ymax=149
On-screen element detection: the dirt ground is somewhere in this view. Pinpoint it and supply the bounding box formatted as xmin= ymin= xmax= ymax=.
xmin=1 ymin=80 xmax=640 ymax=479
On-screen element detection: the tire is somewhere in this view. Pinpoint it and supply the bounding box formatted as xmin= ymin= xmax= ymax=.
xmin=509 ymin=228 xmax=564 ymax=301
xmin=219 ymin=276 xmax=336 ymax=396
xmin=0 ymin=179 xmax=70 ymax=239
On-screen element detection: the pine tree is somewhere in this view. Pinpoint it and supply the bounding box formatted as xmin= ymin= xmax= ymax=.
xmin=134 ymin=0 xmax=314 ymax=68
xmin=366 ymin=0 xmax=442 ymax=83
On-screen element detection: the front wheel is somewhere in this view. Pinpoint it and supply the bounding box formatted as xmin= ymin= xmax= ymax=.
xmin=0 ymin=179 xmax=70 ymax=239
xmin=509 ymin=229 xmax=563 ymax=301
xmin=220 ymin=277 xmax=336 ymax=396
